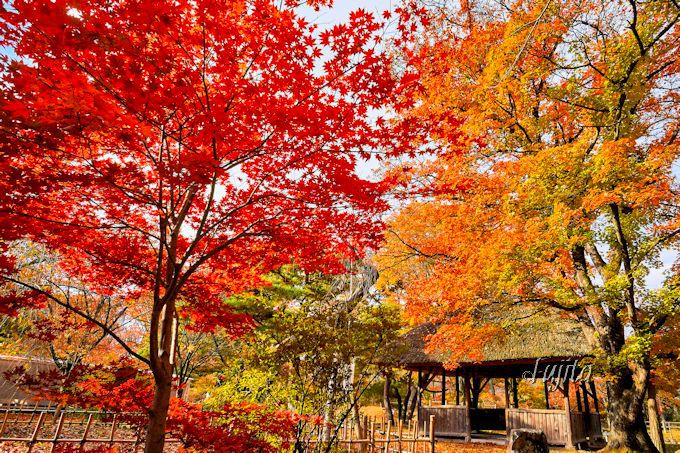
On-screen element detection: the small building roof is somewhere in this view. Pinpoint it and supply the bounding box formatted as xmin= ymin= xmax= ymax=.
xmin=0 ymin=355 xmax=54 ymax=406
xmin=399 ymin=308 xmax=593 ymax=375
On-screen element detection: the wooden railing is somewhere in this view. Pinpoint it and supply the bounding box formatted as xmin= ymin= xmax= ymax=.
xmin=0 ymin=407 xmax=171 ymax=451
xmin=643 ymin=420 xmax=680 ymax=445
xmin=506 ymin=408 xmax=570 ymax=445
xmin=298 ymin=415 xmax=437 ymax=452
xmin=418 ymin=405 xmax=468 ymax=437
xmin=0 ymin=406 xmax=438 ymax=453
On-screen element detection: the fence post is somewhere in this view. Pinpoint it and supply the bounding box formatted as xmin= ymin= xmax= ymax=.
xmin=412 ymin=416 xmax=420 ymax=453
xmin=109 ymin=414 xmax=117 ymax=447
xmin=348 ymin=418 xmax=353 ymax=453
xmin=384 ymin=420 xmax=391 ymax=453
xmin=27 ymin=411 xmax=46 ymax=453
xmin=429 ymin=415 xmax=435 ymax=453
xmin=398 ymin=420 xmax=403 ymax=452
xmin=81 ymin=413 xmax=94 ymax=447
xmin=0 ymin=408 xmax=10 ymax=437
xmin=49 ymin=412 xmax=66 ymax=453
xmin=28 ymin=403 xmax=38 ymax=425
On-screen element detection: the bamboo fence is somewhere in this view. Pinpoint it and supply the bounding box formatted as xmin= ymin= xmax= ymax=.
xmin=0 ymin=403 xmax=437 ymax=453
xmin=296 ymin=414 xmax=437 ymax=453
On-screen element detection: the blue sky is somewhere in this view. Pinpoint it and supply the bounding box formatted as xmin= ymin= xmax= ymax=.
xmin=298 ymin=0 xmax=396 ymax=27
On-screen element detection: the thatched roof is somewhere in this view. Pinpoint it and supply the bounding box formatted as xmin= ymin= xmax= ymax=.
xmin=0 ymin=355 xmax=54 ymax=406
xmin=399 ymin=309 xmax=592 ymax=369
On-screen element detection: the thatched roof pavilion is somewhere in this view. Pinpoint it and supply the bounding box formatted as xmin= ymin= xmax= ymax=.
xmin=0 ymin=355 xmax=54 ymax=408
xmin=399 ymin=311 xmax=592 ymax=374
xmin=397 ymin=311 xmax=604 ymax=449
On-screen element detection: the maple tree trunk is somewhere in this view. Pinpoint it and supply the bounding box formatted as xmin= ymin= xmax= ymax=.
xmin=144 ymin=374 xmax=172 ymax=453
xmin=604 ymin=363 xmax=659 ymax=453
xmin=144 ymin=296 xmax=178 ymax=453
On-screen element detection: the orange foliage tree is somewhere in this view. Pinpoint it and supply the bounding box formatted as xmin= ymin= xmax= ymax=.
xmin=378 ymin=0 xmax=680 ymax=451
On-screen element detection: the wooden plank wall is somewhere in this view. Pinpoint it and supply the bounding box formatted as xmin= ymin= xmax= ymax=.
xmin=570 ymin=412 xmax=587 ymax=444
xmin=419 ymin=406 xmax=468 ymax=436
xmin=588 ymin=412 xmax=604 ymax=439
xmin=506 ymin=408 xmax=569 ymax=445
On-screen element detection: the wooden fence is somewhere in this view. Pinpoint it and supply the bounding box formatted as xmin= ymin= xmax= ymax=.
xmin=418 ymin=405 xmax=468 ymax=437
xmin=643 ymin=420 xmax=680 ymax=445
xmin=297 ymin=415 xmax=437 ymax=453
xmin=0 ymin=405 xmax=177 ymax=452
xmin=0 ymin=404 xmax=437 ymax=453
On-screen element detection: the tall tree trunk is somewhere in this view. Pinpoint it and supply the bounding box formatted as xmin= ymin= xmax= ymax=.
xmin=580 ymin=292 xmax=659 ymax=452
xmin=348 ymin=357 xmax=365 ymax=448
xmin=383 ymin=373 xmax=394 ymax=424
xmin=402 ymin=380 xmax=412 ymax=422
xmin=321 ymin=372 xmax=337 ymax=443
xmin=605 ymin=364 xmax=659 ymax=453
xmin=144 ymin=373 xmax=172 ymax=453
xmin=144 ymin=297 xmax=178 ymax=453
xmin=392 ymin=386 xmax=403 ymax=422
xmin=647 ymin=381 xmax=666 ymax=453
xmin=352 ymin=402 xmax=364 ymax=452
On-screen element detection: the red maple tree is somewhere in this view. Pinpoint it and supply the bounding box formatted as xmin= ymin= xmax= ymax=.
xmin=0 ymin=1 xmax=415 ymax=451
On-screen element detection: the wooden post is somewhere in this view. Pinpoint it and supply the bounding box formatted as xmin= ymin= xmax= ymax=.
xmin=27 ymin=411 xmax=46 ymax=453
xmin=414 ymin=412 xmax=420 ymax=440
xmin=581 ymin=381 xmax=592 ymax=441
xmin=81 ymin=413 xmax=94 ymax=446
xmin=398 ymin=419 xmax=403 ymax=452
xmin=576 ymin=385 xmax=583 ymax=411
xmin=370 ymin=420 xmax=376 ymax=453
xmin=563 ymin=380 xmax=574 ymax=449
xmin=384 ymin=420 xmax=392 ymax=453
xmin=441 ymin=370 xmax=446 ymax=406
xmin=464 ymin=373 xmax=472 ymax=442
xmin=504 ymin=378 xmax=510 ymax=408
xmin=364 ymin=415 xmax=369 ymax=442
xmin=589 ymin=381 xmax=600 ymax=413
xmin=455 ymin=372 xmax=460 ymax=406
xmin=544 ymin=380 xmax=550 ymax=409
xmin=417 ymin=370 xmax=423 ymax=412
xmin=49 ymin=412 xmax=66 ymax=453
xmin=348 ymin=418 xmax=354 ymax=453
xmin=504 ymin=377 xmax=511 ymax=439
xmin=471 ymin=376 xmax=479 ymax=408
xmin=512 ymin=377 xmax=519 ymax=408
xmin=429 ymin=415 xmax=435 ymax=453
xmin=0 ymin=408 xmax=10 ymax=437
xmin=109 ymin=414 xmax=117 ymax=447
xmin=581 ymin=381 xmax=591 ymax=414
